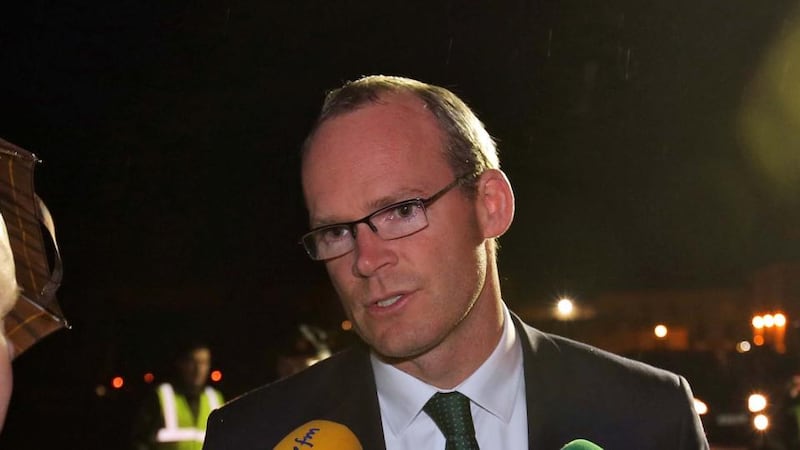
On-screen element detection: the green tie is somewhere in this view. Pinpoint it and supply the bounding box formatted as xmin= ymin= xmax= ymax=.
xmin=423 ymin=392 xmax=481 ymax=450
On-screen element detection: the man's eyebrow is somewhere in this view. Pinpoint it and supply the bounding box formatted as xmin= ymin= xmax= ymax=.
xmin=308 ymin=216 xmax=341 ymax=229
xmin=364 ymin=187 xmax=427 ymax=212
xmin=310 ymin=187 xmax=428 ymax=229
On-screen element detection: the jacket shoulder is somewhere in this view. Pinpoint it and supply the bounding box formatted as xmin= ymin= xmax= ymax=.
xmin=513 ymin=315 xmax=708 ymax=449
xmin=517 ymin=317 xmax=684 ymax=387
xmin=204 ymin=346 xmax=377 ymax=449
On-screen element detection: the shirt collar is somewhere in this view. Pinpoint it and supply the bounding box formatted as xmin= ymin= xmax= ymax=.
xmin=371 ymin=304 xmax=523 ymax=436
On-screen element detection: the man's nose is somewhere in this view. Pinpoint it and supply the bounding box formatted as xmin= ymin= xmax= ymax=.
xmin=352 ymin=223 xmax=396 ymax=277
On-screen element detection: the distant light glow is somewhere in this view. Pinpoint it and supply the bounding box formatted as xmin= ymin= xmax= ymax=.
xmin=143 ymin=372 xmax=155 ymax=383
xmin=654 ymin=325 xmax=668 ymax=338
xmin=693 ymin=398 xmax=708 ymax=415
xmin=556 ymin=298 xmax=574 ymax=319
xmin=749 ymin=393 xmax=768 ymax=413
xmin=754 ymin=335 xmax=765 ymax=346
xmin=111 ymin=376 xmax=124 ymax=389
xmin=341 ymin=320 xmax=353 ymax=331
xmin=210 ymin=370 xmax=223 ymax=382
xmin=753 ymin=414 xmax=769 ymax=431
xmin=736 ymin=341 xmax=752 ymax=353
xmin=774 ymin=313 xmax=787 ymax=327
xmin=763 ymin=314 xmax=775 ymax=328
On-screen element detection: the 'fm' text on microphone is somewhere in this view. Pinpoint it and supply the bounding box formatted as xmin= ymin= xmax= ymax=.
xmin=272 ymin=420 xmax=363 ymax=450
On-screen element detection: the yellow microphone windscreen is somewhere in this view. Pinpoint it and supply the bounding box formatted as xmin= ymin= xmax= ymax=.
xmin=273 ymin=419 xmax=363 ymax=450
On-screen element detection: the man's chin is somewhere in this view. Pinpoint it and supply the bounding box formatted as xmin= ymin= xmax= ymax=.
xmin=369 ymin=337 xmax=436 ymax=365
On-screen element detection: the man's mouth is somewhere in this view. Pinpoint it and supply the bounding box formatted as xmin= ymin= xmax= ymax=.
xmin=375 ymin=295 xmax=402 ymax=308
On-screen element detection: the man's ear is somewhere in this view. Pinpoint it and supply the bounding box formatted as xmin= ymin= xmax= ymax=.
xmin=475 ymin=169 xmax=515 ymax=239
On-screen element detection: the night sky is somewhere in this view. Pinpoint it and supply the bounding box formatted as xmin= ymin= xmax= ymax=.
xmin=1 ymin=1 xmax=799 ymax=447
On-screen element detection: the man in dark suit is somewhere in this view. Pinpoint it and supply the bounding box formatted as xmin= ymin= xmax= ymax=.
xmin=203 ymin=75 xmax=708 ymax=449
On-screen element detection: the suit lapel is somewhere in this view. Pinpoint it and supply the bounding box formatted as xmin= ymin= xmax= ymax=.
xmin=329 ymin=315 xmax=561 ymax=449
xmin=511 ymin=312 xmax=560 ymax=449
xmin=326 ymin=316 xmax=559 ymax=450
xmin=321 ymin=345 xmax=387 ymax=450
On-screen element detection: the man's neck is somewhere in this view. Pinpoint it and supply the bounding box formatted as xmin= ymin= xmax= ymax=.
xmin=389 ymin=291 xmax=505 ymax=389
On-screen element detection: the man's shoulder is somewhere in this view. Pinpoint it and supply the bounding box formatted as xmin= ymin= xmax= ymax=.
xmin=224 ymin=346 xmax=367 ymax=412
xmin=203 ymin=345 xmax=381 ymax=449
xmin=513 ymin=315 xmax=685 ymax=389
xmin=512 ymin=314 xmax=707 ymax=448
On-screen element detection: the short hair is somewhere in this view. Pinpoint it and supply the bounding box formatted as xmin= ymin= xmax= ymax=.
xmin=302 ymin=75 xmax=500 ymax=190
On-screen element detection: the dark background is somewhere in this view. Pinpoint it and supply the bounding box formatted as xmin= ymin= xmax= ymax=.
xmin=1 ymin=1 xmax=799 ymax=447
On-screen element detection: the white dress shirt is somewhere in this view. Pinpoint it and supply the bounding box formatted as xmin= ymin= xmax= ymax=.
xmin=371 ymin=305 xmax=528 ymax=449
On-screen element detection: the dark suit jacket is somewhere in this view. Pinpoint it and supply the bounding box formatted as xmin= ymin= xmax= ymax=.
xmin=203 ymin=313 xmax=708 ymax=449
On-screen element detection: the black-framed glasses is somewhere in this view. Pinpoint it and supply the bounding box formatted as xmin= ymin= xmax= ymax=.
xmin=300 ymin=173 xmax=475 ymax=261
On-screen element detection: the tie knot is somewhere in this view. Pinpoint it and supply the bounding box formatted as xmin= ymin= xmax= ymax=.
xmin=423 ymin=392 xmax=480 ymax=449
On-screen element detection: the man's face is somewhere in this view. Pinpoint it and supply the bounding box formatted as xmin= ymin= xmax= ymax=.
xmin=177 ymin=347 xmax=211 ymax=391
xmin=302 ymin=93 xmax=489 ymax=361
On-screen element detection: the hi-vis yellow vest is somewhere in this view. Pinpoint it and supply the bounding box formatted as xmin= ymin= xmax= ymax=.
xmin=156 ymin=383 xmax=224 ymax=450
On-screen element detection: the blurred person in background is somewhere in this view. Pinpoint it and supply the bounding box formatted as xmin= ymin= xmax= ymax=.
xmin=131 ymin=341 xmax=224 ymax=450
xmin=274 ymin=323 xmax=332 ymax=379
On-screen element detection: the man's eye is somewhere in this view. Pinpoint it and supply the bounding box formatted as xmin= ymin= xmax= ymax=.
xmin=321 ymin=227 xmax=350 ymax=241
xmin=391 ymin=202 xmax=421 ymax=220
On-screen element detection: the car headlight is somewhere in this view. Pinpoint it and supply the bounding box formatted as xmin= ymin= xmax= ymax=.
xmin=753 ymin=413 xmax=769 ymax=431
xmin=748 ymin=393 xmax=768 ymax=413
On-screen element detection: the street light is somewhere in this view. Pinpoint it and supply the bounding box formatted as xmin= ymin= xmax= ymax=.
xmin=555 ymin=298 xmax=575 ymax=320
xmin=751 ymin=311 xmax=789 ymax=353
